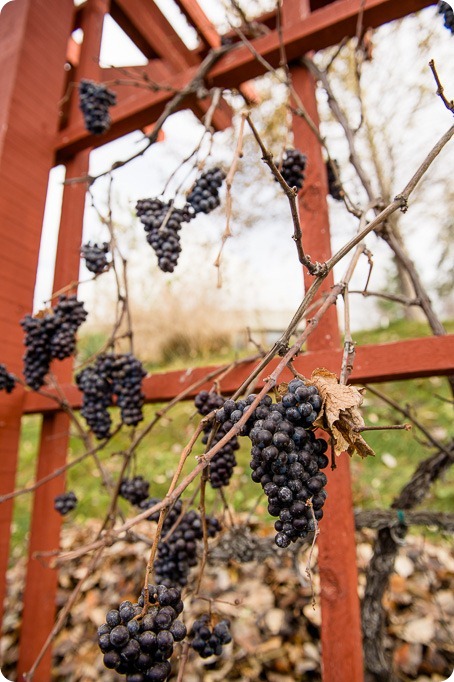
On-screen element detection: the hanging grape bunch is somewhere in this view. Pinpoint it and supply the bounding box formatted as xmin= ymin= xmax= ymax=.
xmin=216 ymin=378 xmax=328 ymax=548
xmin=187 ymin=167 xmax=226 ymax=214
xmin=119 ymin=476 xmax=150 ymax=506
xmin=81 ymin=241 xmax=110 ymax=274
xmin=54 ymin=491 xmax=78 ymax=515
xmin=138 ymin=497 xmax=221 ymax=587
xmin=76 ymin=352 xmax=146 ymax=439
xmin=189 ymin=614 xmax=232 ymax=658
xmin=278 ymin=148 xmax=307 ymax=191
xmin=0 ymin=364 xmax=16 ymax=393
xmin=79 ymin=79 xmax=117 ymax=135
xmin=438 ymin=1 xmax=454 ymax=32
xmin=136 ymin=198 xmax=195 ymax=273
xmin=98 ymin=584 xmax=186 ymax=681
xmin=20 ymin=295 xmax=87 ymax=390
xmin=194 ymin=391 xmax=239 ymax=489
xmin=326 ymin=159 xmax=343 ymax=201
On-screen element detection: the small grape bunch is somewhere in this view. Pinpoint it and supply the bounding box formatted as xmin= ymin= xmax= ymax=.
xmin=79 ymin=80 xmax=117 ymax=135
xmin=187 ymin=167 xmax=226 ymax=214
xmin=81 ymin=241 xmax=110 ymax=274
xmin=135 ymin=198 xmax=195 ymax=273
xmin=0 ymin=364 xmax=16 ymax=393
xmin=438 ymin=1 xmax=454 ymax=33
xmin=194 ymin=391 xmax=239 ymax=490
xmin=326 ymin=159 xmax=343 ymax=201
xmin=119 ymin=476 xmax=150 ymax=506
xmin=98 ymin=585 xmax=186 ymax=681
xmin=278 ymin=148 xmax=307 ymax=191
xmin=54 ymin=491 xmax=78 ymax=515
xmin=190 ymin=614 xmax=232 ymax=658
xmin=20 ymin=295 xmax=87 ymax=390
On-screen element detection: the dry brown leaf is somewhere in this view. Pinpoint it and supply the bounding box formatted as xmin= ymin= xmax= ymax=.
xmin=309 ymin=368 xmax=375 ymax=458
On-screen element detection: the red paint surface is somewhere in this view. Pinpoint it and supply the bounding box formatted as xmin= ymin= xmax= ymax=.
xmin=0 ymin=0 xmax=75 ymax=629
xmin=22 ymin=335 xmax=454 ymax=414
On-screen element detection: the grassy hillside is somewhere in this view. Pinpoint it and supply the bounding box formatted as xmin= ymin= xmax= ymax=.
xmin=10 ymin=319 xmax=453 ymax=553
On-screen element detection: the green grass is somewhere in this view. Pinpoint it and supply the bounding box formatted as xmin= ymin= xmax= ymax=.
xmin=10 ymin=319 xmax=453 ymax=553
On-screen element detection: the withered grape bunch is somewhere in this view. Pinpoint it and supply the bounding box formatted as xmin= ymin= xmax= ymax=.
xmin=79 ymin=79 xmax=117 ymax=135
xmin=54 ymin=491 xmax=78 ymax=515
xmin=98 ymin=584 xmax=186 ymax=681
xmin=216 ymin=378 xmax=328 ymax=548
xmin=81 ymin=241 xmax=110 ymax=274
xmin=278 ymin=148 xmax=307 ymax=191
xmin=190 ymin=614 xmax=232 ymax=658
xmin=20 ymin=295 xmax=87 ymax=390
xmin=187 ymin=167 xmax=226 ymax=214
xmin=136 ymin=198 xmax=195 ymax=273
xmin=0 ymin=364 xmax=16 ymax=393
xmin=76 ymin=352 xmax=146 ymax=439
xmin=438 ymin=1 xmax=454 ymax=33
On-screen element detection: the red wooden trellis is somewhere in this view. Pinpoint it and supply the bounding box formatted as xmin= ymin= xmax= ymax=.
xmin=0 ymin=0 xmax=452 ymax=680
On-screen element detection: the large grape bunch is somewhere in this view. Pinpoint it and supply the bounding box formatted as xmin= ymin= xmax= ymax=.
xmin=216 ymin=378 xmax=329 ymax=548
xmin=187 ymin=167 xmax=226 ymax=214
xmin=189 ymin=614 xmax=232 ymax=658
xmin=76 ymin=353 xmax=146 ymax=439
xmin=20 ymin=295 xmax=87 ymax=390
xmin=278 ymin=148 xmax=307 ymax=191
xmin=138 ymin=497 xmax=221 ymax=587
xmin=136 ymin=198 xmax=194 ymax=273
xmin=0 ymin=364 xmax=16 ymax=393
xmin=79 ymin=80 xmax=117 ymax=135
xmin=438 ymin=1 xmax=454 ymax=33
xmin=81 ymin=241 xmax=110 ymax=274
xmin=98 ymin=584 xmax=186 ymax=681
xmin=194 ymin=391 xmax=239 ymax=489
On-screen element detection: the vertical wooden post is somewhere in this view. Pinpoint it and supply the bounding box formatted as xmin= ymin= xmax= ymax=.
xmin=283 ymin=2 xmax=364 ymax=681
xmin=0 ymin=0 xmax=75 ymax=627
xmin=18 ymin=1 xmax=108 ymax=678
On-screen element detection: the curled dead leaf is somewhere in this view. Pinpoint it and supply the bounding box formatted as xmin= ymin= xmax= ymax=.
xmin=309 ymin=368 xmax=375 ymax=459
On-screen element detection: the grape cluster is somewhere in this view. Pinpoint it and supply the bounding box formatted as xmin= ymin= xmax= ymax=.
xmin=438 ymin=1 xmax=454 ymax=33
xmin=278 ymin=149 xmax=307 ymax=191
xmin=81 ymin=241 xmax=110 ymax=274
xmin=120 ymin=476 xmax=150 ymax=506
xmin=54 ymin=491 xmax=78 ymax=515
xmin=187 ymin=167 xmax=226 ymax=214
xmin=20 ymin=295 xmax=87 ymax=390
xmin=79 ymin=80 xmax=117 ymax=135
xmin=98 ymin=585 xmax=186 ymax=681
xmin=326 ymin=160 xmax=343 ymax=201
xmin=76 ymin=353 xmax=146 ymax=439
xmin=190 ymin=615 xmax=232 ymax=658
xmin=216 ymin=379 xmax=328 ymax=548
xmin=139 ymin=498 xmax=221 ymax=587
xmin=194 ymin=391 xmax=239 ymax=489
xmin=136 ymin=199 xmax=194 ymax=273
xmin=0 ymin=364 xmax=16 ymax=393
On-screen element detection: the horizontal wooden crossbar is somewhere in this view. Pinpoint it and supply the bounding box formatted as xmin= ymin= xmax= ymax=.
xmin=22 ymin=334 xmax=454 ymax=414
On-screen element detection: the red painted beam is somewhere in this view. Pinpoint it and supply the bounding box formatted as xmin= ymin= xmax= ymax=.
xmin=174 ymin=0 xmax=221 ymax=48
xmin=208 ymin=0 xmax=436 ymax=88
xmin=22 ymin=335 xmax=454 ymax=414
